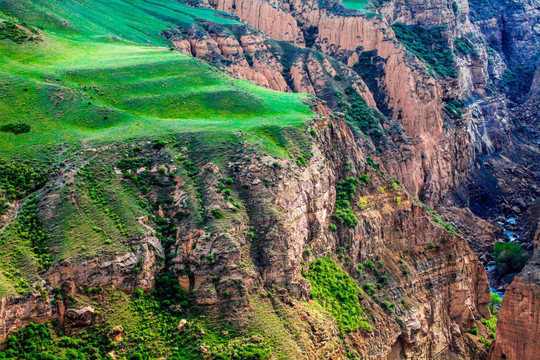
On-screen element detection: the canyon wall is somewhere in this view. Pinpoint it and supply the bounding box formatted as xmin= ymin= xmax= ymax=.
xmin=489 ymin=210 xmax=540 ymax=359
xmin=0 ymin=103 xmax=491 ymax=359
xmin=202 ymin=0 xmax=512 ymax=206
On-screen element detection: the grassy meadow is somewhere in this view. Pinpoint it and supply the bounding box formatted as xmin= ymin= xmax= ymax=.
xmin=0 ymin=0 xmax=314 ymax=161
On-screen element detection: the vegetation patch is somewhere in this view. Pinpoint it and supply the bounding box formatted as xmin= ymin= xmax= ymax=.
xmin=454 ymin=36 xmax=478 ymax=57
xmin=334 ymin=177 xmax=359 ymax=227
xmin=15 ymin=195 xmax=52 ymax=271
xmin=305 ymin=257 xmax=371 ymax=333
xmin=493 ymin=242 xmax=528 ymax=275
xmin=0 ymin=21 xmax=39 ymax=43
xmin=489 ymin=292 xmax=502 ymax=313
xmin=420 ymin=202 xmax=458 ymax=235
xmin=0 ymin=161 xmax=46 ymax=201
xmin=443 ymin=99 xmax=465 ymax=120
xmin=0 ymin=122 xmax=30 ymax=135
xmin=339 ymin=87 xmax=382 ymax=142
xmin=0 ymin=195 xmax=51 ymax=295
xmin=482 ymin=315 xmax=497 ymax=340
xmin=392 ymin=23 xmax=457 ymax=78
xmin=0 ymin=288 xmax=271 ymax=360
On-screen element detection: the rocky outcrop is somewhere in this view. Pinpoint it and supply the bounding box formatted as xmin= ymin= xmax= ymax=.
xmin=107 ymin=325 xmax=124 ymax=343
xmin=64 ymin=306 xmax=95 ymax=328
xmin=469 ymin=0 xmax=540 ymax=96
xmin=166 ymin=102 xmax=491 ymax=359
xmin=46 ymin=233 xmax=164 ymax=292
xmin=0 ymin=292 xmax=52 ymax=341
xmin=162 ymin=22 xmax=375 ymax=108
xmin=489 ymin=213 xmax=540 ymax=360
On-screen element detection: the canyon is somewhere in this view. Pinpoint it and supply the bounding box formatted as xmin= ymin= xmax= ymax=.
xmin=0 ymin=0 xmax=539 ymax=359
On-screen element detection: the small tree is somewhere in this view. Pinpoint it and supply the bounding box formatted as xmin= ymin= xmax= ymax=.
xmin=493 ymin=242 xmax=527 ymax=275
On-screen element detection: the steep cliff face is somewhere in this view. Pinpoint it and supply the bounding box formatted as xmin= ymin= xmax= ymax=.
xmin=201 ymin=0 xmax=513 ymax=206
xmin=208 ymin=0 xmax=305 ymax=45
xmin=469 ymin=0 xmax=540 ymax=97
xmin=489 ymin=210 xmax=540 ymax=360
xmin=0 ymin=103 xmax=491 ymax=359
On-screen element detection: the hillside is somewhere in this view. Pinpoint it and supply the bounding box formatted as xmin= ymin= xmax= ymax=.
xmin=0 ymin=0 xmax=538 ymax=359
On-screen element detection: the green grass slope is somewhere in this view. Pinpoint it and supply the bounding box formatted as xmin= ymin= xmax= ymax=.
xmin=0 ymin=0 xmax=313 ymax=160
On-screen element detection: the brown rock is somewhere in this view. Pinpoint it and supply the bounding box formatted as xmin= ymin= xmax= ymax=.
xmin=107 ymin=325 xmax=124 ymax=343
xmin=64 ymin=306 xmax=95 ymax=327
xmin=177 ymin=319 xmax=188 ymax=331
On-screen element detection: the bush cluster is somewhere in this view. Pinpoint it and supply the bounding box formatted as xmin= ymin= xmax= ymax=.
xmin=339 ymin=87 xmax=381 ymax=140
xmin=443 ymin=99 xmax=465 ymax=119
xmin=454 ymin=36 xmax=478 ymax=57
xmin=392 ymin=23 xmax=457 ymax=78
xmin=334 ymin=177 xmax=359 ymax=227
xmin=0 ymin=123 xmax=31 ymax=135
xmin=0 ymin=161 xmax=46 ymax=202
xmin=15 ymin=195 xmax=52 ymax=270
xmin=493 ymin=242 xmax=528 ymax=275
xmin=306 ymin=257 xmax=371 ymax=332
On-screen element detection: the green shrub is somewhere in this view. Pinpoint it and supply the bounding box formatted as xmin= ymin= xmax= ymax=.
xmin=392 ymin=23 xmax=457 ymax=78
xmin=489 ymin=292 xmax=502 ymax=313
xmin=443 ymin=99 xmax=465 ymax=119
xmin=296 ymin=153 xmax=312 ymax=167
xmin=0 ymin=161 xmax=46 ymax=201
xmin=363 ymin=283 xmax=375 ymax=295
xmin=0 ymin=123 xmax=31 ymax=134
xmin=151 ymin=139 xmax=166 ymax=150
xmin=366 ymin=157 xmax=379 ymax=171
xmin=501 ymin=69 xmax=518 ymax=85
xmin=306 ymin=258 xmax=371 ymax=332
xmin=117 ymin=158 xmax=153 ymax=171
xmin=244 ymin=53 xmax=254 ymax=66
xmin=382 ymin=301 xmax=395 ymax=312
xmin=359 ymin=174 xmax=370 ymax=186
xmin=454 ymin=36 xmax=478 ymax=57
xmin=211 ymin=209 xmax=225 ymax=219
xmin=154 ymin=271 xmax=191 ymax=306
xmin=482 ymin=315 xmax=497 ymax=335
xmin=493 ymin=242 xmax=528 ymax=275
xmin=334 ymin=177 xmax=359 ymax=227
xmin=468 ymin=325 xmax=478 ymax=336
xmin=328 ymin=223 xmax=337 ymax=232
xmin=338 ymin=88 xmax=380 ymax=140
